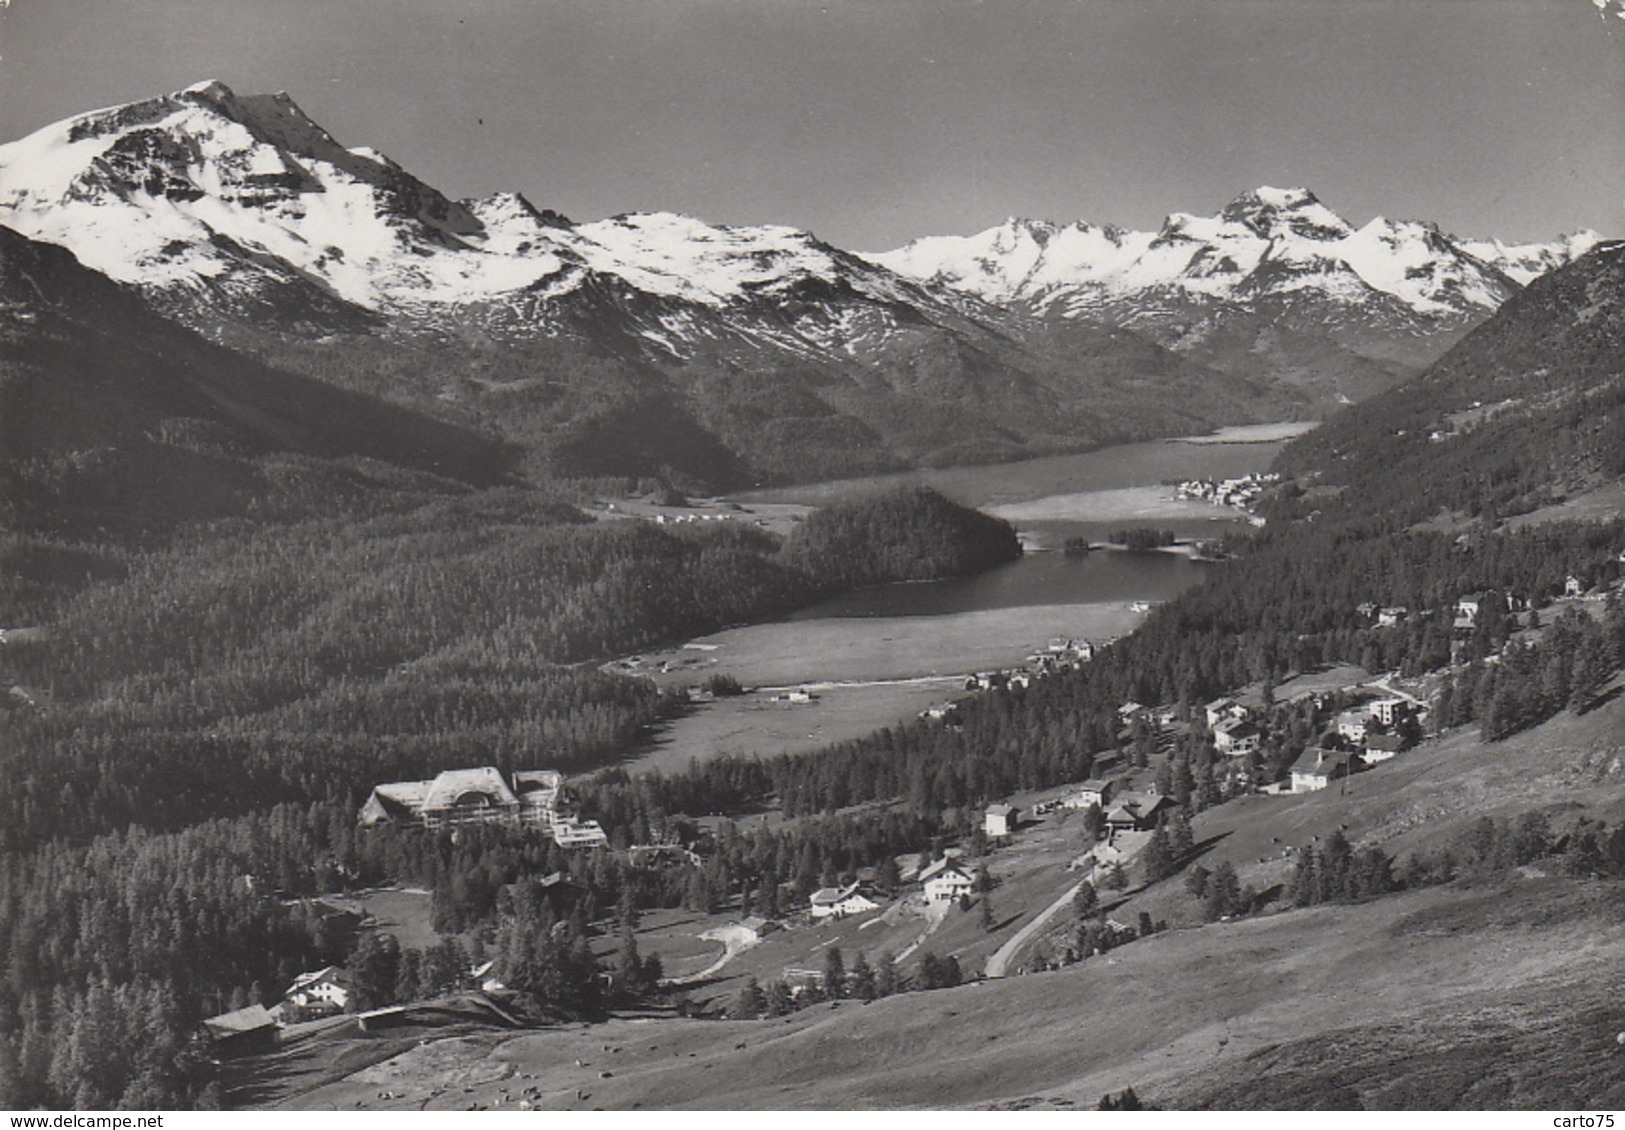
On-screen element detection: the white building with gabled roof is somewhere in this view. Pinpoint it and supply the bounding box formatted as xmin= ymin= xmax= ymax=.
xmin=359 ymin=766 xmax=568 ymax=833
xmin=921 ymin=859 xmax=977 ymax=903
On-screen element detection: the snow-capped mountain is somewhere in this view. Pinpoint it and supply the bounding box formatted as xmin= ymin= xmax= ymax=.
xmin=871 ymin=186 xmax=1596 ymax=320
xmin=0 ymin=83 xmax=1598 ymax=483
xmin=869 ymin=188 xmax=1599 ymax=404
xmin=0 ymin=82 xmax=1270 ymax=484
xmin=0 ymin=80 xmax=998 ymax=364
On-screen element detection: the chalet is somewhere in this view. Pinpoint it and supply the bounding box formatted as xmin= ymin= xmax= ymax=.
xmin=809 ymin=882 xmax=878 ymax=920
xmin=1204 ymin=697 xmax=1247 ymax=729
xmin=552 ymin=817 xmax=610 ymax=850
xmin=984 ymin=803 xmax=1017 ymax=839
xmin=739 ymin=916 xmax=778 ymax=939
xmin=1212 ymin=717 xmax=1261 ymax=757
xmin=1103 ymin=792 xmax=1177 ymax=834
xmin=1064 ymin=778 xmax=1119 ymax=810
xmin=1455 ymin=591 xmax=1507 ymax=631
xmin=922 ymin=860 xmax=977 ymax=903
xmin=1117 ymin=701 xmax=1146 ymax=723
xmin=1565 ymin=574 xmax=1584 ymax=598
xmin=1290 ymin=748 xmax=1358 ymax=793
xmin=201 ymin=1004 xmax=279 ymax=1058
xmin=283 ymin=966 xmax=350 ymax=1015
xmin=1377 ymin=606 xmax=1409 ymax=628
xmin=359 ymin=767 xmax=564 ymax=833
xmin=1335 ymin=710 xmax=1370 ymax=744
xmin=1362 ymin=732 xmax=1407 ymax=762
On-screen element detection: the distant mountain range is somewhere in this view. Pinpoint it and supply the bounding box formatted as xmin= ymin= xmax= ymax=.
xmin=0 ymin=82 xmax=1602 ymax=486
xmin=872 ymin=188 xmax=1601 ymax=407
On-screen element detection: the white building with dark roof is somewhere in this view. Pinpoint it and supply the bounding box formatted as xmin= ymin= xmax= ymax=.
xmin=984 ymin=803 xmax=1017 ymax=839
xmin=809 ymin=882 xmax=879 ymax=920
xmin=359 ymin=766 xmax=568 ymax=833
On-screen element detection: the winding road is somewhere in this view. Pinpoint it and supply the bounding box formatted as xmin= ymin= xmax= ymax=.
xmin=984 ymin=876 xmax=1089 ymax=978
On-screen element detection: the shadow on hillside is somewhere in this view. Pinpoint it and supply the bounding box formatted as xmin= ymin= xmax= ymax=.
xmin=1576 ymin=685 xmax=1621 ymax=716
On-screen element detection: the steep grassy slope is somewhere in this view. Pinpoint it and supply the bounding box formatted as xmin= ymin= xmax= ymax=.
xmin=271 ymin=877 xmax=1623 ymax=1111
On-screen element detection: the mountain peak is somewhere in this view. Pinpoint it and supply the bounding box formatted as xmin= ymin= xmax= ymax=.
xmin=180 ymin=78 xmax=238 ymax=103
xmin=1235 ymin=185 xmax=1320 ymax=211
xmin=1220 ymin=186 xmax=1351 ymax=241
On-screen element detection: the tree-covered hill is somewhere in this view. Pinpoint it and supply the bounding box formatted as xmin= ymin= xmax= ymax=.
xmin=1272 ymin=240 xmax=1625 ymax=527
xmin=0 ymin=227 xmax=516 ymax=540
xmin=780 ymin=485 xmax=1021 ymax=588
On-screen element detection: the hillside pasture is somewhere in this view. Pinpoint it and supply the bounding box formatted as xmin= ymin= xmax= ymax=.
xmin=272 ymin=877 xmax=1625 ymax=1110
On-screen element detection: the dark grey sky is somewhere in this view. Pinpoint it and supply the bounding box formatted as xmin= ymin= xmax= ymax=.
xmin=0 ymin=0 xmax=1619 ymax=247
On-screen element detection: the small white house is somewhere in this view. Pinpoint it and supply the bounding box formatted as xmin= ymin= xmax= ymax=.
xmin=1290 ymin=748 xmax=1357 ymax=794
xmin=1212 ymin=717 xmax=1261 ymax=757
xmin=984 ymin=803 xmax=1017 ymax=839
xmin=284 ymin=966 xmax=350 ymax=1014
xmin=922 ymin=861 xmax=976 ymax=903
xmin=1064 ymin=778 xmax=1118 ymax=810
xmin=809 ymin=882 xmax=878 ymax=920
xmin=1335 ymin=710 xmax=1370 ymax=744
xmin=1204 ymin=697 xmax=1247 ymax=729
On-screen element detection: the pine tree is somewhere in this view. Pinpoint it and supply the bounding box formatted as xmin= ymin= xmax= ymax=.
xmin=823 ymin=947 xmax=847 ymax=999
xmin=849 ymin=952 xmax=877 ymax=1001
xmin=729 ymin=977 xmax=767 ymax=1020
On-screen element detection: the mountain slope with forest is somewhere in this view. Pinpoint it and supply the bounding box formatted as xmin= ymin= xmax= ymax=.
xmin=1271 ymin=239 xmax=1625 ymax=526
xmin=0 ymin=224 xmax=512 ymax=538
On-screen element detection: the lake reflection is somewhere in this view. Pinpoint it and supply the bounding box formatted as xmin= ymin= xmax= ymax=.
xmin=792 ymin=542 xmax=1212 ymax=619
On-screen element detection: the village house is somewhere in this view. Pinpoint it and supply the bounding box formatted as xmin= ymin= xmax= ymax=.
xmin=738 ymin=915 xmax=779 ymax=940
xmin=1362 ymin=732 xmax=1406 ymax=762
xmin=1335 ymin=710 xmax=1370 ymax=744
xmin=1377 ymin=606 xmax=1409 ymax=628
xmin=1064 ymin=778 xmax=1119 ymax=810
xmin=282 ymin=966 xmax=350 ymax=1015
xmin=359 ymin=767 xmax=564 ymax=834
xmin=201 ymin=1004 xmax=279 ymax=1059
xmin=1103 ymin=792 xmax=1177 ymax=834
xmin=984 ymin=803 xmax=1017 ymax=839
xmin=1565 ymin=574 xmax=1585 ymax=598
xmin=809 ymin=881 xmax=879 ymax=920
xmin=1290 ymin=748 xmax=1359 ymax=793
xmin=1204 ymin=697 xmax=1247 ymax=729
xmin=1212 ymin=716 xmax=1261 ymax=757
xmin=921 ymin=857 xmax=977 ymax=902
